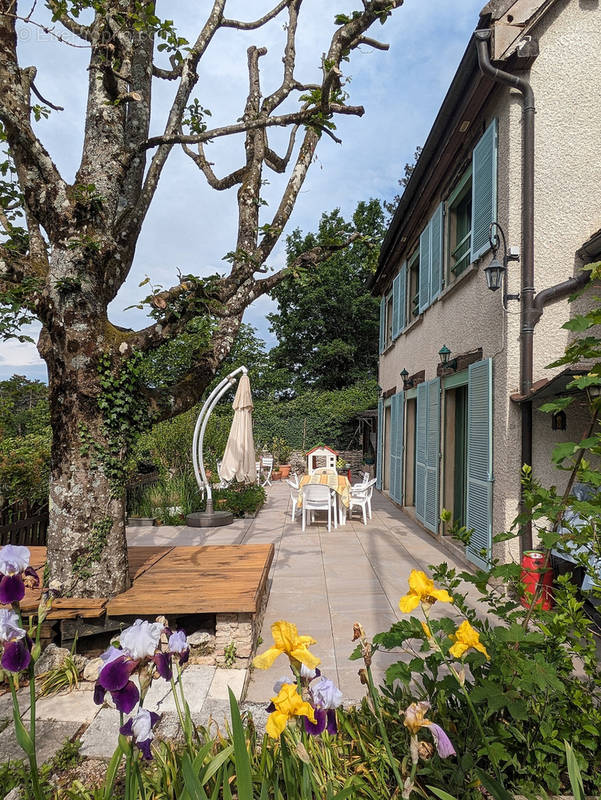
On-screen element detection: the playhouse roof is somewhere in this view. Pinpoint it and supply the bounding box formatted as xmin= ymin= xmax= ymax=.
xmin=305 ymin=444 xmax=339 ymax=456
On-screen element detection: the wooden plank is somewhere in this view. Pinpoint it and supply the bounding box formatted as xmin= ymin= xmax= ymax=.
xmin=106 ymin=544 xmax=274 ymax=616
xmin=128 ymin=546 xmax=173 ymax=581
xmin=47 ymin=598 xmax=107 ymax=619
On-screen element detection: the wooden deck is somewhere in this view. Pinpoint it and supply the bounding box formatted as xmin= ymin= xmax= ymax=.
xmin=7 ymin=544 xmax=274 ymax=620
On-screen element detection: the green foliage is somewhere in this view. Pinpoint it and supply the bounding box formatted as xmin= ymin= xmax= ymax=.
xmin=82 ymin=352 xmax=152 ymax=493
xmin=0 ymin=738 xmax=81 ymax=799
xmin=252 ymin=378 xmax=378 ymax=450
xmin=268 ymin=199 xmax=386 ymax=392
xmin=0 ymin=431 xmax=51 ymax=503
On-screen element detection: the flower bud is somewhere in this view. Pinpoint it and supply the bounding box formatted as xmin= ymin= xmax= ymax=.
xmin=418 ymin=741 xmax=435 ymax=761
xmin=358 ymin=668 xmax=368 ymax=685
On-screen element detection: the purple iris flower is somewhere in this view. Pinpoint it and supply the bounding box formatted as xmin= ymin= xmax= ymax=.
xmin=94 ymin=619 xmax=167 ymax=712
xmin=168 ymin=630 xmax=189 ymax=666
xmin=0 ymin=544 xmax=39 ymax=605
xmin=304 ymin=677 xmax=343 ymax=736
xmin=120 ymin=708 xmax=161 ymax=760
xmin=428 ymin=723 xmax=456 ymax=758
xmin=0 ymin=608 xmax=31 ymax=673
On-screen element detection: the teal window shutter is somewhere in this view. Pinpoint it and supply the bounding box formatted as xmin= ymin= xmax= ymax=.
xmin=379 ymin=297 xmax=386 ymax=354
xmin=399 ymin=261 xmax=407 ymax=331
xmin=424 ymin=378 xmax=441 ymax=533
xmin=389 ymin=392 xmax=404 ymax=504
xmin=466 ymin=358 xmax=493 ymax=569
xmin=471 ymin=119 xmax=498 ymax=262
xmin=376 ymin=397 xmax=384 ymax=490
xmin=392 ymin=272 xmax=401 ymax=340
xmin=419 ymin=223 xmax=431 ymax=314
xmin=429 ymin=203 xmax=444 ymax=303
xmin=415 ymin=382 xmax=427 ymax=522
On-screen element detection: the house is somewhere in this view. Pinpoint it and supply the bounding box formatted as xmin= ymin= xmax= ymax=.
xmin=373 ymin=0 xmax=601 ymax=568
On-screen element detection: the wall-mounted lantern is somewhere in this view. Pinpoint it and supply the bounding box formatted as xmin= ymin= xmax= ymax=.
xmin=400 ymin=368 xmax=412 ymax=390
xmin=485 ymin=222 xmax=520 ymax=308
xmin=438 ymin=345 xmax=457 ymax=372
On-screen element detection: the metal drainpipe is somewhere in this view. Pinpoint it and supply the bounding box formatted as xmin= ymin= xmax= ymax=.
xmin=475 ymin=29 xmax=536 ymax=551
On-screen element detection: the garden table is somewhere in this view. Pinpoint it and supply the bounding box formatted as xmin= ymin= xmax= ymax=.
xmin=297 ymin=472 xmax=351 ymax=526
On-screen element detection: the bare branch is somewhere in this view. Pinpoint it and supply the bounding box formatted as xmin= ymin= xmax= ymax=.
xmin=181 ymin=141 xmax=247 ymax=190
xmin=141 ymin=104 xmax=363 ymax=151
xmin=264 ymin=124 xmax=299 ymax=173
xmin=353 ymin=35 xmax=389 ymax=50
xmin=321 ymin=65 xmax=342 ymax=115
xmin=30 ymin=80 xmax=64 ymax=111
xmin=221 ymin=0 xmax=292 ymax=30
xmin=124 ymin=0 xmax=227 ymax=244
xmin=261 ymin=0 xmax=301 ymax=114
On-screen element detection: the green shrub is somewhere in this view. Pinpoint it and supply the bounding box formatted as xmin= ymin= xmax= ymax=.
xmin=0 ymin=431 xmax=51 ymax=504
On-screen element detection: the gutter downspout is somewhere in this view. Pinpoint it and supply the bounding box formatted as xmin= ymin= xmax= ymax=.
xmin=532 ymin=272 xmax=590 ymax=324
xmin=475 ymin=29 xmax=536 ymax=551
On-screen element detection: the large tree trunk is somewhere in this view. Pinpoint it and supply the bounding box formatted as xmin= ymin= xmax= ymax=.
xmin=40 ymin=256 xmax=130 ymax=597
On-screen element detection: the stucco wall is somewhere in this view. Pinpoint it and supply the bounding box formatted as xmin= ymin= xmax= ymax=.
xmin=379 ymin=0 xmax=601 ymax=561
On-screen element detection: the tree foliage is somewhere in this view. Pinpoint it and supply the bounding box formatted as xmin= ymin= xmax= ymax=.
xmin=0 ymin=375 xmax=49 ymax=438
xmin=268 ymin=199 xmax=386 ymax=392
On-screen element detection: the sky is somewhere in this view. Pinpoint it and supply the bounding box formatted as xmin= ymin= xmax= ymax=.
xmin=0 ymin=0 xmax=485 ymax=382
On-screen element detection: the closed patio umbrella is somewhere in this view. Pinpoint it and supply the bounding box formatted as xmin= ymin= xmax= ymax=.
xmin=220 ymin=372 xmax=257 ymax=483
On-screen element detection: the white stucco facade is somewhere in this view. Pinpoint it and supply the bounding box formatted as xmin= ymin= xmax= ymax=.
xmin=376 ymin=0 xmax=601 ymax=564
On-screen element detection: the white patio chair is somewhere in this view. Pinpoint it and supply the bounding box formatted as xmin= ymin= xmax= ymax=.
xmin=286 ymin=478 xmax=300 ymax=523
xmin=348 ymin=478 xmax=377 ymax=525
xmin=256 ymin=461 xmax=261 ymax=483
xmin=259 ymin=456 xmax=273 ymax=487
xmin=352 ymin=472 xmax=370 ymax=490
xmin=288 ymin=472 xmax=300 ymax=488
xmin=302 ymin=484 xmax=337 ymax=532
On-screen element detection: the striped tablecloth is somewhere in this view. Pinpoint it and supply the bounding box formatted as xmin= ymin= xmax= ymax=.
xmin=297 ymin=472 xmax=351 ymax=508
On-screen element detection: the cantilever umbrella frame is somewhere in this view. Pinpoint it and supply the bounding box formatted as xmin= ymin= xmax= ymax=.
xmin=186 ymin=365 xmax=248 ymax=528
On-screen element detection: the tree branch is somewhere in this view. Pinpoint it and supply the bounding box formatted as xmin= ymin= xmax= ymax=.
xmin=221 ymin=0 xmax=292 ymax=30
xmin=353 ymin=36 xmax=390 ymax=50
xmin=261 ymin=0 xmax=301 ymax=115
xmin=46 ymin=0 xmax=92 ymax=42
xmin=181 ymin=141 xmax=247 ymax=190
xmin=264 ymin=124 xmax=299 ymax=173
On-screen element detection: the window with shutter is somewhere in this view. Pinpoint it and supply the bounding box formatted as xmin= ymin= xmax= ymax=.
xmin=389 ymin=392 xmax=404 ymax=504
xmin=419 ymin=224 xmax=430 ymax=314
xmin=376 ymin=397 xmax=384 ymax=490
xmin=392 ymin=272 xmax=401 ymax=340
xmin=466 ymin=359 xmax=493 ymax=568
xmin=398 ymin=262 xmax=407 ymax=333
xmin=471 ymin=119 xmax=498 ymax=262
xmin=429 ymin=204 xmax=444 ymax=303
xmin=378 ymin=297 xmax=386 ymax=354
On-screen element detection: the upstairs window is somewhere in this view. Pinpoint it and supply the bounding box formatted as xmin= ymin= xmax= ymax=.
xmin=385 ymin=291 xmax=394 ymax=347
xmin=447 ymin=165 xmax=472 ymax=280
xmin=408 ymin=247 xmax=420 ymax=321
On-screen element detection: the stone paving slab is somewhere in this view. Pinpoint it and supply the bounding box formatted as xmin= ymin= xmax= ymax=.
xmin=0 ymin=719 xmax=81 ymax=765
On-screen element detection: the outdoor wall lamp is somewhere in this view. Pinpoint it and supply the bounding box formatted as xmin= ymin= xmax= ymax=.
xmin=485 ymin=222 xmax=520 ymax=308
xmin=438 ymin=345 xmax=457 ymax=371
xmin=400 ymin=368 xmax=412 ymax=389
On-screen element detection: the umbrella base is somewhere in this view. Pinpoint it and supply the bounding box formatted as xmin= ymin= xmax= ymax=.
xmin=186 ymin=510 xmax=234 ymax=527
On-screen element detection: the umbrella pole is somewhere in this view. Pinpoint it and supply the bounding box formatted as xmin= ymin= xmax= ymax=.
xmin=187 ymin=366 xmax=248 ymax=528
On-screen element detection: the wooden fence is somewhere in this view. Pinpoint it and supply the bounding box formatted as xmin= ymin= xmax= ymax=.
xmin=0 ymin=500 xmax=49 ymax=547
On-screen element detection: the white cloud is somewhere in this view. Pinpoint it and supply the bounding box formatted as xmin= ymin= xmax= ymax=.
xmin=7 ymin=0 xmax=484 ymax=381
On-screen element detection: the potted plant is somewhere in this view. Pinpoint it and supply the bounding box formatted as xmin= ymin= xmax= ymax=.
xmin=278 ymin=440 xmax=292 ymax=478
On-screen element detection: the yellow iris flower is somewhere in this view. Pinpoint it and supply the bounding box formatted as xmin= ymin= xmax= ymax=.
xmin=252 ymin=620 xmax=320 ymax=671
xmin=449 ymin=620 xmax=489 ymax=660
xmin=266 ymin=683 xmax=317 ymax=739
xmin=399 ymin=570 xmax=453 ymax=613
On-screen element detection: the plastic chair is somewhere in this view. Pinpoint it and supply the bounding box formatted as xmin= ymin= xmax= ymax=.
xmin=302 ymin=484 xmax=337 ymax=532
xmin=286 ymin=478 xmax=300 ymax=523
xmin=348 ymin=478 xmax=377 ymax=525
xmin=259 ymin=456 xmax=273 ymax=487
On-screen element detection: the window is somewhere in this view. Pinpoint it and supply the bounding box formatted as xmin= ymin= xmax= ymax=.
xmin=447 ymin=166 xmax=472 ymax=280
xmin=408 ymin=248 xmax=420 ymax=320
xmin=385 ymin=291 xmax=393 ymax=347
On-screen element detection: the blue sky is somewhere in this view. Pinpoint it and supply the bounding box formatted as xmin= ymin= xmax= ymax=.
xmin=0 ymin=0 xmax=484 ymax=382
